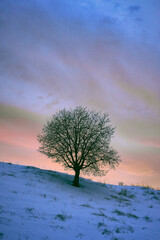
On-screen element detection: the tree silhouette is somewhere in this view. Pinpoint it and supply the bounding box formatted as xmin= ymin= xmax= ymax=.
xmin=38 ymin=107 xmax=120 ymax=187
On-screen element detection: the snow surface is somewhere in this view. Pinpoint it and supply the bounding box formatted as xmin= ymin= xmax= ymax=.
xmin=0 ymin=162 xmax=160 ymax=240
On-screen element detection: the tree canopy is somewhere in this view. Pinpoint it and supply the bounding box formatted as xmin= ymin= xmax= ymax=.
xmin=38 ymin=106 xmax=120 ymax=186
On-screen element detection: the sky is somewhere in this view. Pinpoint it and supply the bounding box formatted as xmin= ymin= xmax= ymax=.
xmin=0 ymin=0 xmax=160 ymax=187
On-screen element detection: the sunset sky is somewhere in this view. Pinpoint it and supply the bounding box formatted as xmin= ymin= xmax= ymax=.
xmin=0 ymin=0 xmax=160 ymax=187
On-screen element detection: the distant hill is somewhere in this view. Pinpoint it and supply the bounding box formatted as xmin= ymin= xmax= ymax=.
xmin=0 ymin=162 xmax=160 ymax=240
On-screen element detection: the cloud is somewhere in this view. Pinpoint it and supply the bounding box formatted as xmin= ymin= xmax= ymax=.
xmin=46 ymin=100 xmax=59 ymax=109
xmin=0 ymin=0 xmax=159 ymax=114
xmin=0 ymin=103 xmax=45 ymax=123
xmin=135 ymin=138 xmax=160 ymax=149
xmin=0 ymin=103 xmax=46 ymax=150
xmin=38 ymin=96 xmax=43 ymax=100
xmin=120 ymin=158 xmax=155 ymax=177
xmin=0 ymin=0 xmax=160 ymax=187
xmin=128 ymin=5 xmax=141 ymax=14
xmin=0 ymin=0 xmax=122 ymax=113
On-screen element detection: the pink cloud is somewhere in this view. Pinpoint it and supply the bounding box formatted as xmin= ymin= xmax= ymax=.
xmin=137 ymin=137 xmax=160 ymax=148
xmin=0 ymin=113 xmax=43 ymax=150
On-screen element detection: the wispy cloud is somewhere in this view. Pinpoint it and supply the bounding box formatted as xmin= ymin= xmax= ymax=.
xmin=128 ymin=5 xmax=141 ymax=14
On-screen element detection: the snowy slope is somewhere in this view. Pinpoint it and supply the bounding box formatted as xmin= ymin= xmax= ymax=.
xmin=0 ymin=162 xmax=160 ymax=240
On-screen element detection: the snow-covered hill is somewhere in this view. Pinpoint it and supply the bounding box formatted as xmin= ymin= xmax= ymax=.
xmin=0 ymin=162 xmax=160 ymax=240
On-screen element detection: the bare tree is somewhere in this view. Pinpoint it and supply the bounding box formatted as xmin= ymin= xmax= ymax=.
xmin=38 ymin=107 xmax=120 ymax=187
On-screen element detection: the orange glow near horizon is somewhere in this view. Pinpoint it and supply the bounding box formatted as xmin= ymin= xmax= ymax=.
xmin=0 ymin=105 xmax=159 ymax=189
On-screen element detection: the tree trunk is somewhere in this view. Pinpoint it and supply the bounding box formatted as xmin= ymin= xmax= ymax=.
xmin=73 ymin=169 xmax=80 ymax=187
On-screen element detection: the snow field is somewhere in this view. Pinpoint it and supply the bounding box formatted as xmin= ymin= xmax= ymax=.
xmin=0 ymin=162 xmax=160 ymax=240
